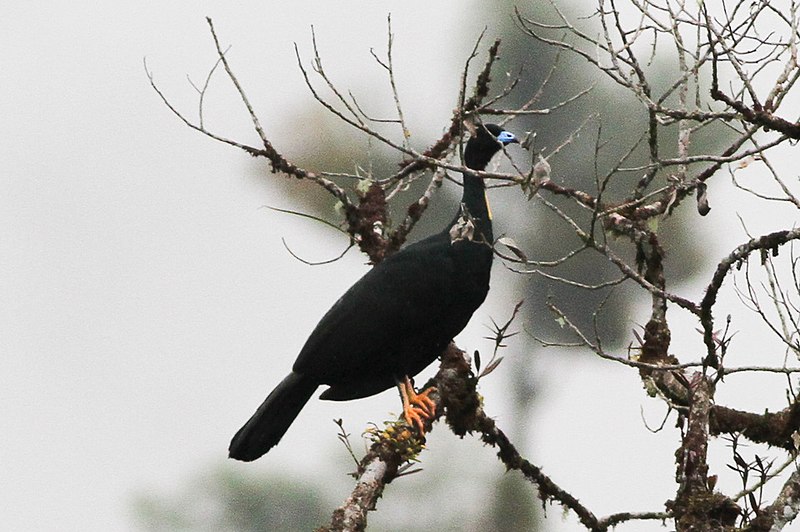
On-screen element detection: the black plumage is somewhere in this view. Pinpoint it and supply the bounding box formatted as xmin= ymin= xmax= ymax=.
xmin=229 ymin=123 xmax=518 ymax=461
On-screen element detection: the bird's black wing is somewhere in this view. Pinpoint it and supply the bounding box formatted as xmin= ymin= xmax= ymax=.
xmin=292 ymin=233 xmax=488 ymax=397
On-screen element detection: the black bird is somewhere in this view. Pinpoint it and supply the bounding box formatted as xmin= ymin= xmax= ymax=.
xmin=229 ymin=123 xmax=518 ymax=461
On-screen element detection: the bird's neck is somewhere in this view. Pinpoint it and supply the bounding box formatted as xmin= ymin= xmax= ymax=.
xmin=449 ymin=172 xmax=493 ymax=243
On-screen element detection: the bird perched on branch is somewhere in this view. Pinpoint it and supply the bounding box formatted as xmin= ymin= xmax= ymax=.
xmin=229 ymin=122 xmax=518 ymax=461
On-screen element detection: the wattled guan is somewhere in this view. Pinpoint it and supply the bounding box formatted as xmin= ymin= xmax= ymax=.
xmin=229 ymin=123 xmax=518 ymax=461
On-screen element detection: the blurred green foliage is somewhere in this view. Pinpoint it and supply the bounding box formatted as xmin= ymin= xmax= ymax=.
xmin=132 ymin=466 xmax=328 ymax=531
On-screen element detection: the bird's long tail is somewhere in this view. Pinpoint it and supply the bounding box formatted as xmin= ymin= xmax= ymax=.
xmin=228 ymin=372 xmax=317 ymax=461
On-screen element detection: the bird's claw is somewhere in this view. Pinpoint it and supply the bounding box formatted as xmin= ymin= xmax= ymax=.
xmin=399 ymin=377 xmax=437 ymax=434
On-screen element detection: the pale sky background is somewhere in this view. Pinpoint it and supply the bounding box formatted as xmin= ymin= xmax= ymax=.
xmin=3 ymin=2 xmax=799 ymax=531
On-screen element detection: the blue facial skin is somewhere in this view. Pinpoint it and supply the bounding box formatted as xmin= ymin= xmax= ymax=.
xmin=497 ymin=131 xmax=518 ymax=145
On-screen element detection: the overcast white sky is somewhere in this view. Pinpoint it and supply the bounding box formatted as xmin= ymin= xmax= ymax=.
xmin=0 ymin=3 xmax=518 ymax=530
xmin=3 ymin=2 xmax=800 ymax=531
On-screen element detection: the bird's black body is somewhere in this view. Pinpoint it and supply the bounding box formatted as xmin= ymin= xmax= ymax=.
xmin=229 ymin=124 xmax=517 ymax=461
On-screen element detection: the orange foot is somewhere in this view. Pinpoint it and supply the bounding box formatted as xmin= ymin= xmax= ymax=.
xmin=397 ymin=376 xmax=438 ymax=434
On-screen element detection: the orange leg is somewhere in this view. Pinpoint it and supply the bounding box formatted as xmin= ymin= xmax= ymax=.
xmin=397 ymin=376 xmax=438 ymax=434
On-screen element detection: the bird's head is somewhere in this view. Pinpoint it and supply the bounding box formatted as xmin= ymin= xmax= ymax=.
xmin=464 ymin=123 xmax=518 ymax=170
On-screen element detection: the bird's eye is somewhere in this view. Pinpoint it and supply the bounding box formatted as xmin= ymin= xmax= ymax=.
xmin=497 ymin=131 xmax=517 ymax=145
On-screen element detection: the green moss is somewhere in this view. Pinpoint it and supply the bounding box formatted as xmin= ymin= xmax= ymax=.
xmin=366 ymin=419 xmax=426 ymax=462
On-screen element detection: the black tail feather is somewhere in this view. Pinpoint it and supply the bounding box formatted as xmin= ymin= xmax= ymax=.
xmin=228 ymin=372 xmax=317 ymax=461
